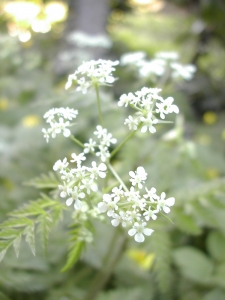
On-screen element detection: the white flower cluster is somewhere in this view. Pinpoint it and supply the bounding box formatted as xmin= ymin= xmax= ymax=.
xmin=53 ymin=155 xmax=107 ymax=210
xmin=65 ymin=59 xmax=119 ymax=93
xmin=42 ymin=107 xmax=78 ymax=142
xmin=98 ymin=166 xmax=175 ymax=243
xmin=120 ymin=51 xmax=196 ymax=81
xmin=53 ymin=125 xmax=117 ymax=209
xmin=84 ymin=125 xmax=117 ymax=162
xmin=67 ymin=31 xmax=112 ymax=49
xmin=119 ymin=87 xmax=179 ymax=133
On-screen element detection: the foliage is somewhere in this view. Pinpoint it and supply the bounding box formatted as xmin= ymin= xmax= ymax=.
xmin=1 ymin=1 xmax=225 ymax=300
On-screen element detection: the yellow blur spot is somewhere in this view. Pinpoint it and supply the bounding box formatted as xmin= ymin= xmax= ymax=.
xmin=0 ymin=98 xmax=9 ymax=110
xmin=203 ymin=111 xmax=218 ymax=125
xmin=196 ymin=134 xmax=211 ymax=145
xmin=22 ymin=115 xmax=40 ymax=127
xmin=221 ymin=129 xmax=225 ymax=140
xmin=2 ymin=179 xmax=14 ymax=191
xmin=206 ymin=168 xmax=219 ymax=179
xmin=127 ymin=249 xmax=155 ymax=270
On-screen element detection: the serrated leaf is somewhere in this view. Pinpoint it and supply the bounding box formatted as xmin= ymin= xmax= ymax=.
xmin=24 ymin=224 xmax=35 ymax=256
xmin=24 ymin=172 xmax=60 ymax=189
xmin=13 ymin=234 xmax=21 ymax=257
xmin=0 ymin=249 xmax=7 ymax=262
xmin=173 ymin=246 xmax=214 ymax=285
xmin=61 ymin=241 xmax=85 ymax=272
xmin=37 ymin=214 xmax=52 ymax=255
xmin=0 ymin=217 xmax=32 ymax=228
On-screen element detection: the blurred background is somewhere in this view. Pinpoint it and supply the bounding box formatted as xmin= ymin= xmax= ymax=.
xmin=0 ymin=0 xmax=225 ymax=299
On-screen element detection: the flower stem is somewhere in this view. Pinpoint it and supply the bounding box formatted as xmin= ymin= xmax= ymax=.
xmin=110 ymin=123 xmax=142 ymax=159
xmin=83 ymin=227 xmax=127 ymax=300
xmin=70 ymin=135 xmax=84 ymax=148
xmin=107 ymin=163 xmax=129 ymax=192
xmin=95 ymin=84 xmax=103 ymax=126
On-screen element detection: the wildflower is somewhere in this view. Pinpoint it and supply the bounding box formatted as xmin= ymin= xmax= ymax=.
xmin=128 ymin=221 xmax=154 ymax=243
xmin=156 ymin=192 xmax=175 ymax=213
xmin=129 ymin=166 xmax=147 ymax=189
xmin=66 ymin=186 xmax=85 ymax=210
xmin=53 ymin=158 xmax=69 ymax=173
xmin=140 ymin=112 xmax=158 ymax=133
xmin=89 ymin=161 xmax=107 ymax=179
xmin=71 ymin=152 xmax=86 ymax=166
xmin=155 ymin=97 xmax=179 ymax=119
xmin=98 ymin=194 xmax=119 ymax=217
xmin=65 ymin=59 xmax=119 ymax=93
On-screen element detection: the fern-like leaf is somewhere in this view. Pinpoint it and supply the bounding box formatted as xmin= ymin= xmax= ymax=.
xmin=61 ymin=241 xmax=85 ymax=272
xmin=24 ymin=172 xmax=60 ymax=189
xmin=0 ymin=195 xmax=65 ymax=261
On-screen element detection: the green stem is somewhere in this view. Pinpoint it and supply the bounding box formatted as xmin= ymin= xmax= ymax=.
xmin=83 ymin=227 xmax=127 ymax=300
xmin=70 ymin=135 xmax=85 ymax=148
xmin=110 ymin=130 xmax=136 ymax=159
xmin=95 ymin=84 xmax=103 ymax=126
xmin=107 ymin=163 xmax=129 ymax=192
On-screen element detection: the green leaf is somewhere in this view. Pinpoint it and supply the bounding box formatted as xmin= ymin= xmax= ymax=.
xmin=13 ymin=234 xmax=21 ymax=257
xmin=24 ymin=224 xmax=35 ymax=256
xmin=0 ymin=249 xmax=7 ymax=263
xmin=203 ymin=289 xmax=225 ymax=300
xmin=61 ymin=241 xmax=85 ymax=272
xmin=37 ymin=214 xmax=52 ymax=254
xmin=151 ymin=228 xmax=172 ymax=293
xmin=173 ymin=208 xmax=202 ymax=235
xmin=206 ymin=231 xmax=225 ymax=262
xmin=213 ymin=263 xmax=225 ymax=288
xmin=173 ymin=246 xmax=214 ymax=285
xmin=24 ymin=172 xmax=60 ymax=189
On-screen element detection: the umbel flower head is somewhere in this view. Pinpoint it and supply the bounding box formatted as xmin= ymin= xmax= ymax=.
xmin=120 ymin=87 xmax=179 ymax=134
xmin=65 ymin=59 xmax=119 ymax=93
xmin=42 ymin=107 xmax=78 ymax=142
xmin=98 ymin=166 xmax=175 ymax=243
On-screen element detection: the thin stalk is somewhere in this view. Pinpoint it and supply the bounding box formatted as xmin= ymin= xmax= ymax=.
xmin=107 ymin=163 xmax=129 ymax=192
xmin=95 ymin=84 xmax=103 ymax=126
xmin=110 ymin=129 xmax=136 ymax=159
xmin=83 ymin=227 xmax=127 ymax=300
xmin=70 ymin=135 xmax=84 ymax=148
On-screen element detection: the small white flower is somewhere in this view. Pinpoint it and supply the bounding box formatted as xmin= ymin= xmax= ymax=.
xmin=140 ymin=112 xmax=158 ymax=133
xmin=66 ymin=186 xmax=85 ymax=210
xmin=144 ymin=187 xmax=159 ymax=202
xmin=94 ymin=125 xmax=107 ymax=139
xmin=98 ymin=194 xmax=119 ymax=217
xmin=89 ymin=161 xmax=107 ymax=179
xmin=111 ymin=211 xmax=127 ymax=227
xmin=65 ymin=74 xmax=77 ymax=90
xmin=124 ymin=115 xmax=138 ymax=130
xmin=157 ymin=192 xmax=175 ymax=213
xmin=96 ymin=145 xmax=110 ymax=162
xmin=128 ymin=221 xmax=154 ymax=243
xmin=80 ymin=178 xmax=98 ymax=194
xmin=71 ymin=152 xmax=86 ymax=166
xmin=111 ymin=186 xmax=124 ymax=201
xmin=101 ymin=132 xmax=117 ymax=147
xmin=155 ymin=97 xmax=179 ymax=119
xmin=58 ymin=182 xmax=71 ymax=198
xmin=143 ymin=208 xmax=159 ymax=221
xmin=53 ymin=158 xmax=69 ymax=173
xmin=118 ymin=93 xmax=134 ymax=107
xmin=129 ymin=166 xmax=147 ymax=189
xmin=84 ymin=138 xmax=97 ymax=153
